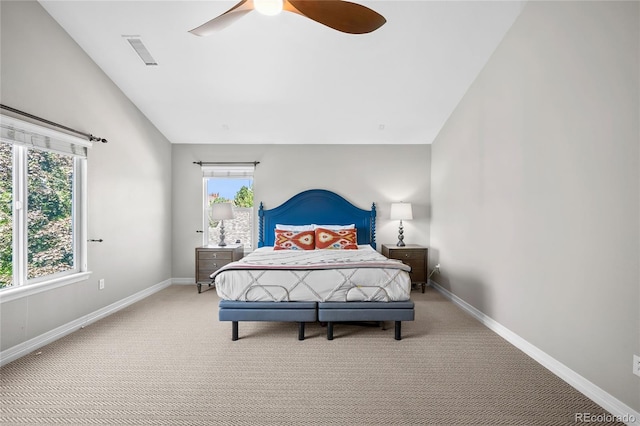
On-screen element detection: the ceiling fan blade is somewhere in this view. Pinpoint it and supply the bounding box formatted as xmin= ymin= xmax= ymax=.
xmin=284 ymin=0 xmax=386 ymax=34
xmin=189 ymin=0 xmax=255 ymax=36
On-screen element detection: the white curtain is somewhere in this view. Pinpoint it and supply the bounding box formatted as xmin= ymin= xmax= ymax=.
xmin=201 ymin=164 xmax=254 ymax=178
xmin=0 ymin=114 xmax=92 ymax=157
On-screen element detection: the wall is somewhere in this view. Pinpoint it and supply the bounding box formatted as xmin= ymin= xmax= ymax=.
xmin=172 ymin=144 xmax=430 ymax=279
xmin=0 ymin=1 xmax=172 ymax=352
xmin=430 ymin=0 xmax=639 ymax=411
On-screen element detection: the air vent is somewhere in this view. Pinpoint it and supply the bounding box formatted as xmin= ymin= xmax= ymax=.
xmin=123 ymin=36 xmax=158 ymax=66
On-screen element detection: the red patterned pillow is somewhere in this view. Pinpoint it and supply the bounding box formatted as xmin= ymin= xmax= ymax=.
xmin=315 ymin=227 xmax=358 ymax=250
xmin=274 ymin=229 xmax=315 ymax=250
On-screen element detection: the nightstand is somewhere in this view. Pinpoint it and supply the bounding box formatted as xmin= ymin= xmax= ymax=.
xmin=381 ymin=244 xmax=428 ymax=293
xmin=195 ymin=244 xmax=244 ymax=293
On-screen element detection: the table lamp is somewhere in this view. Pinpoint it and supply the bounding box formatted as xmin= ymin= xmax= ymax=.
xmin=210 ymin=203 xmax=234 ymax=246
xmin=390 ymin=202 xmax=413 ymax=247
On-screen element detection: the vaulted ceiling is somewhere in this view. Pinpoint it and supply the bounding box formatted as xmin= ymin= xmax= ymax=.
xmin=39 ymin=0 xmax=525 ymax=144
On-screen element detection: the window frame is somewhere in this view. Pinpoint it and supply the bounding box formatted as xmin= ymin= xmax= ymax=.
xmin=201 ymin=165 xmax=255 ymax=251
xmin=0 ymin=115 xmax=91 ymax=302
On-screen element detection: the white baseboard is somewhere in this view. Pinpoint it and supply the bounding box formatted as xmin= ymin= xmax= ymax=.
xmin=0 ymin=279 xmax=172 ymax=367
xmin=429 ymin=281 xmax=640 ymax=426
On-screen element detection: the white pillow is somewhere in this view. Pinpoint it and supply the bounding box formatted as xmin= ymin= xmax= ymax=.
xmin=275 ymin=224 xmax=314 ymax=231
xmin=313 ymin=224 xmax=355 ymax=230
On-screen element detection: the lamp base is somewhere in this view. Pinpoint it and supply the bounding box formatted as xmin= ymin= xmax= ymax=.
xmin=396 ymin=220 xmax=406 ymax=247
xmin=218 ymin=220 xmax=227 ymax=246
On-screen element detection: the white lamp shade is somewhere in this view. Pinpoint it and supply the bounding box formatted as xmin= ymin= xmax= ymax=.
xmin=210 ymin=203 xmax=234 ymax=220
xmin=390 ymin=203 xmax=413 ymax=220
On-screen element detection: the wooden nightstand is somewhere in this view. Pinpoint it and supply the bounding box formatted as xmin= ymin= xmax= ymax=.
xmin=195 ymin=244 xmax=244 ymax=293
xmin=382 ymin=244 xmax=428 ymax=293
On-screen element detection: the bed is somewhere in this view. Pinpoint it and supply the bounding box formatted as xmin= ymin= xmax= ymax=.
xmin=213 ymin=189 xmax=415 ymax=341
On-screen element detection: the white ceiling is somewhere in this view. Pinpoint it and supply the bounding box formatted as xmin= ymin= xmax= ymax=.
xmin=39 ymin=0 xmax=525 ymax=145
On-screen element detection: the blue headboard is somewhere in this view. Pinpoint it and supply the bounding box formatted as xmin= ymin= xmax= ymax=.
xmin=258 ymin=189 xmax=377 ymax=249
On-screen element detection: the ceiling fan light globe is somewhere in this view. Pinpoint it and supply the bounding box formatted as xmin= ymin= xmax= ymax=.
xmin=254 ymin=0 xmax=283 ymax=16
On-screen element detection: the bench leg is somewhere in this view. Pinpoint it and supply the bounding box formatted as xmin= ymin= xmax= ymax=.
xmin=395 ymin=321 xmax=402 ymax=340
xmin=298 ymin=322 xmax=305 ymax=341
xmin=327 ymin=322 xmax=334 ymax=340
xmin=232 ymin=321 xmax=238 ymax=341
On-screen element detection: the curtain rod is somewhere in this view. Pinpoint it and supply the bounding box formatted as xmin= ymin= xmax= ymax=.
xmin=193 ymin=161 xmax=260 ymax=166
xmin=0 ymin=104 xmax=108 ymax=143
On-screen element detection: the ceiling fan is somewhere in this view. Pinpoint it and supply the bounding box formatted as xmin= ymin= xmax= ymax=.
xmin=189 ymin=0 xmax=386 ymax=36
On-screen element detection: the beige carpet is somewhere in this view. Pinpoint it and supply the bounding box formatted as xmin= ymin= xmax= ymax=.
xmin=0 ymin=285 xmax=621 ymax=425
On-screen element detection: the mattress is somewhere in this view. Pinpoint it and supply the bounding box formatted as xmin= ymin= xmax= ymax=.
xmin=212 ymin=245 xmax=412 ymax=302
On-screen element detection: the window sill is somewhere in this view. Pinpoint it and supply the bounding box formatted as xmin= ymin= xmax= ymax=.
xmin=0 ymin=271 xmax=92 ymax=303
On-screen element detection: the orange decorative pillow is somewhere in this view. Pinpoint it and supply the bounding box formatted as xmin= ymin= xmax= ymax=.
xmin=274 ymin=229 xmax=315 ymax=250
xmin=315 ymin=227 xmax=358 ymax=250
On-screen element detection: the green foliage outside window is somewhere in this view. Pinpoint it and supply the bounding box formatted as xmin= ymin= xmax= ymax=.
xmin=0 ymin=145 xmax=74 ymax=289
xmin=0 ymin=143 xmax=12 ymax=288
xmin=209 ymin=185 xmax=253 ymax=207
xmin=27 ymin=150 xmax=74 ymax=280
xmin=234 ymin=185 xmax=253 ymax=208
xmin=211 ymin=196 xmax=231 ymax=204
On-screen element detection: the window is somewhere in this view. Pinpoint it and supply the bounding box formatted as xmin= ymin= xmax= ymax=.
xmin=202 ymin=165 xmax=255 ymax=250
xmin=0 ymin=143 xmax=13 ymax=287
xmin=0 ymin=115 xmax=91 ymax=292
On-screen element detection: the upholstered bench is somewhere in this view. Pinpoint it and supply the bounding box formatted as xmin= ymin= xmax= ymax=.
xmin=318 ymin=301 xmax=415 ymax=340
xmin=218 ymin=300 xmax=317 ymax=341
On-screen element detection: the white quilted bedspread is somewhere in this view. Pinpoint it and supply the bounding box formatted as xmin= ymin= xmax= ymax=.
xmin=212 ymin=246 xmax=412 ymax=302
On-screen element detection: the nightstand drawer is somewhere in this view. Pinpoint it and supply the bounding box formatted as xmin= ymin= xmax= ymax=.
xmin=198 ymin=258 xmax=232 ymax=272
xmin=198 ymin=251 xmax=233 ymax=260
xmin=196 ymin=259 xmax=232 ymax=282
xmin=388 ymin=250 xmax=424 ymax=261
xmin=197 ymin=272 xmax=215 ymax=283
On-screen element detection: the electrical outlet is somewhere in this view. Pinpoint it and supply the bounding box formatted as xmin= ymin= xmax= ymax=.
xmin=428 ymin=264 xmax=441 ymax=280
xmin=98 ymin=279 xmax=105 ymax=290
xmin=634 ymin=355 xmax=640 ymax=377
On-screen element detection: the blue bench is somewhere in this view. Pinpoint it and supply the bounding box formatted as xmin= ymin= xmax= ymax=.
xmin=219 ymin=300 xmax=317 ymax=341
xmin=318 ymin=301 xmax=415 ymax=340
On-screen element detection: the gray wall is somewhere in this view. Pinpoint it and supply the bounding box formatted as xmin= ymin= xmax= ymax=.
xmin=172 ymin=144 xmax=431 ymax=278
xmin=430 ymin=1 xmax=639 ymax=410
xmin=0 ymin=1 xmax=173 ymax=351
